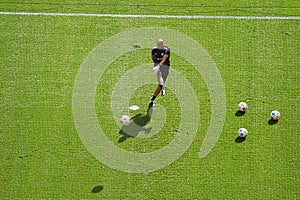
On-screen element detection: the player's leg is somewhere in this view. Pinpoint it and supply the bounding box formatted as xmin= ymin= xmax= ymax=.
xmin=157 ymin=70 xmax=165 ymax=96
xmin=160 ymin=65 xmax=170 ymax=95
xmin=148 ymin=65 xmax=169 ymax=109
xmin=154 ymin=85 xmax=161 ymax=96
xmin=148 ymin=85 xmax=160 ymax=108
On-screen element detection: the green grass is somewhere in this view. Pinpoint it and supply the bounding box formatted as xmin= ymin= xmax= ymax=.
xmin=1 ymin=1 xmax=299 ymax=199
xmin=1 ymin=0 xmax=300 ymax=16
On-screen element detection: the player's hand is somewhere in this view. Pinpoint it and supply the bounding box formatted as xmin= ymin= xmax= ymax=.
xmin=153 ymin=65 xmax=160 ymax=74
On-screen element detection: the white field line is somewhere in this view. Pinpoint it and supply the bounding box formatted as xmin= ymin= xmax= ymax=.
xmin=0 ymin=11 xmax=299 ymax=20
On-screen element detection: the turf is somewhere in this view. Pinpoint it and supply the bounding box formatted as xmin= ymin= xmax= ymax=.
xmin=0 ymin=1 xmax=299 ymax=199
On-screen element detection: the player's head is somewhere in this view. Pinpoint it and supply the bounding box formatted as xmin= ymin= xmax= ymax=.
xmin=157 ymin=39 xmax=164 ymax=49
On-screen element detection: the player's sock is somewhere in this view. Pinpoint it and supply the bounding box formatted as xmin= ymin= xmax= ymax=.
xmin=151 ymin=96 xmax=157 ymax=101
xmin=160 ymin=85 xmax=165 ymax=96
xmin=148 ymin=96 xmax=156 ymax=109
xmin=148 ymin=101 xmax=154 ymax=108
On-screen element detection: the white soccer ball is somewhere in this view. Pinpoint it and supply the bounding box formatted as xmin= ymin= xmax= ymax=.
xmin=120 ymin=115 xmax=131 ymax=125
xmin=238 ymin=128 xmax=248 ymax=138
xmin=238 ymin=102 xmax=248 ymax=112
xmin=270 ymin=110 xmax=280 ymax=120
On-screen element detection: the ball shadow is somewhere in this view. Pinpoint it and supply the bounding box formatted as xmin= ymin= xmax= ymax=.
xmin=235 ymin=111 xmax=245 ymax=117
xmin=92 ymin=185 xmax=103 ymax=193
xmin=235 ymin=136 xmax=246 ymax=143
xmin=118 ymin=111 xmax=152 ymax=143
xmin=268 ymin=118 xmax=278 ymax=125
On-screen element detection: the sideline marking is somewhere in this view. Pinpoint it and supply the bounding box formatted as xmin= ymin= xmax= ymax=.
xmin=0 ymin=11 xmax=299 ymax=20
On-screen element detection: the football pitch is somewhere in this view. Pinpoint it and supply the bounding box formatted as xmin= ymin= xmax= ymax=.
xmin=1 ymin=1 xmax=299 ymax=199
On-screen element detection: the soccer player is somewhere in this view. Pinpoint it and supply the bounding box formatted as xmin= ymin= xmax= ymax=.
xmin=148 ymin=39 xmax=170 ymax=109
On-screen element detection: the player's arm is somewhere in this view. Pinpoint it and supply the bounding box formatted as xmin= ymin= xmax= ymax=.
xmin=152 ymin=54 xmax=156 ymax=62
xmin=151 ymin=49 xmax=156 ymax=63
xmin=159 ymin=54 xmax=169 ymax=66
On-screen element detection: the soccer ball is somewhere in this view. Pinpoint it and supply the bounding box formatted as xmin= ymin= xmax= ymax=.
xmin=120 ymin=115 xmax=131 ymax=125
xmin=238 ymin=128 xmax=248 ymax=138
xmin=238 ymin=102 xmax=248 ymax=112
xmin=270 ymin=110 xmax=280 ymax=120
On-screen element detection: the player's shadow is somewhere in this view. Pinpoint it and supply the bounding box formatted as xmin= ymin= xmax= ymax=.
xmin=118 ymin=111 xmax=152 ymax=143
xmin=235 ymin=136 xmax=246 ymax=143
xmin=268 ymin=118 xmax=278 ymax=125
xmin=235 ymin=111 xmax=245 ymax=117
xmin=92 ymin=185 xmax=103 ymax=193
